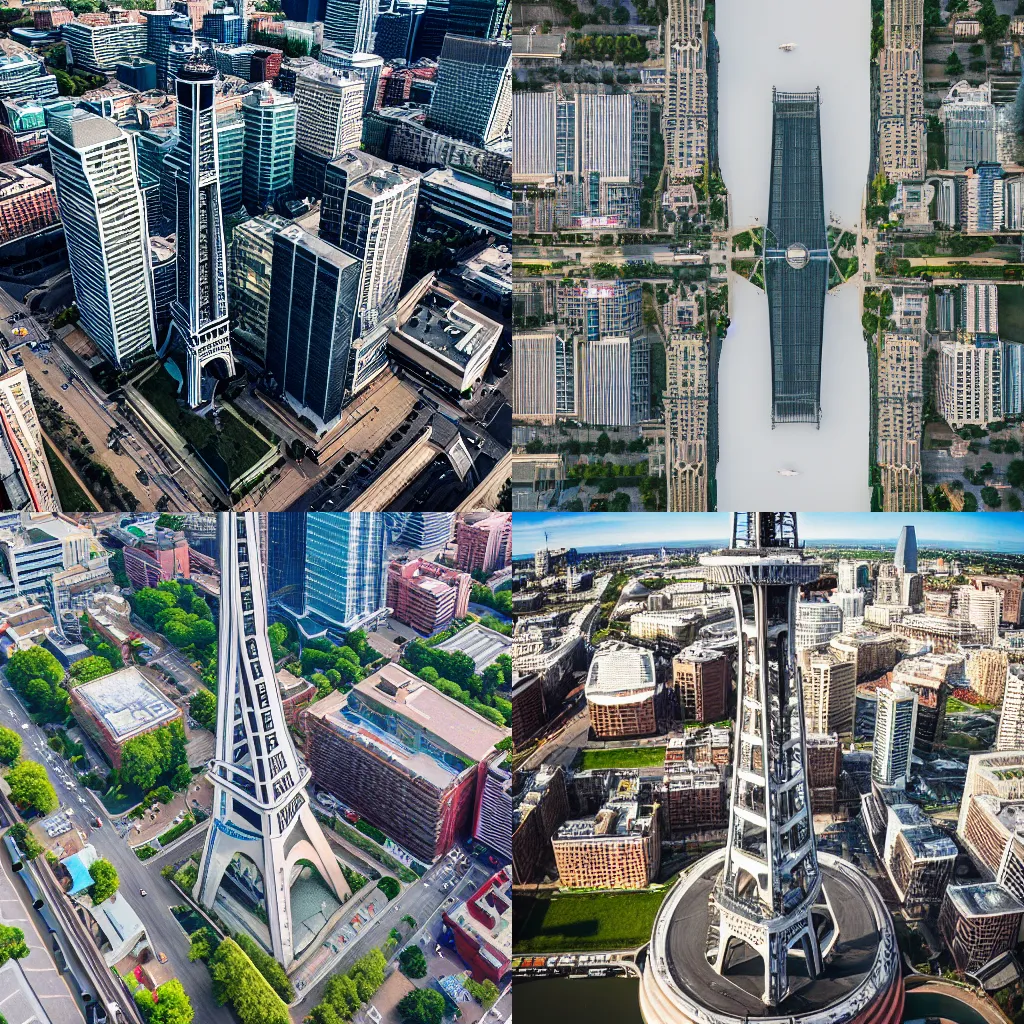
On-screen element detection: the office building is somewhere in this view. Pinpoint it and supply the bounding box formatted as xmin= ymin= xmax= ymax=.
xmin=228 ymin=213 xmax=288 ymax=365
xmin=61 ymin=19 xmax=147 ymax=73
xmin=241 ymin=84 xmax=296 ymax=212
xmin=170 ymin=55 xmax=235 ymax=407
xmin=294 ymin=63 xmax=364 ymax=160
xmin=939 ymin=338 xmax=1002 ymax=428
xmin=455 ymin=512 xmax=511 ymax=574
xmin=427 ymin=35 xmax=510 ymax=148
xmin=882 ymin=803 xmax=958 ymax=907
xmin=266 ymin=510 xmax=306 ymax=611
xmin=196 ymin=4 xmax=244 ymax=44
xmin=837 ymin=560 xmax=869 ymax=591
xmin=878 ymin=0 xmax=925 ymax=180
xmin=265 ymin=223 xmax=361 ymax=427
xmin=442 ymin=868 xmax=511 ymax=985
xmin=878 ymin=331 xmax=923 ymax=512
xmin=318 ymin=150 xmax=419 ymax=394
xmin=0 ymin=368 xmax=59 ymax=512
xmin=216 ymin=112 xmax=244 ymax=217
xmin=194 ymin=513 xmax=350 ymax=969
xmin=48 ymin=112 xmax=156 ymax=368
xmin=965 ymin=162 xmax=1004 ymax=233
xmin=662 ymin=761 xmax=725 ymax=835
xmin=385 ymin=557 xmax=471 ymax=634
xmin=305 ymin=664 xmax=508 ymax=861
xmin=828 ymin=628 xmax=900 ymax=680
xmin=967 ymin=647 xmax=1009 ymax=705
xmin=577 ymin=335 xmax=648 ymax=427
xmin=555 ymin=279 xmax=643 ymax=340
xmin=552 ymin=778 xmax=660 ymax=890
xmin=892 ymin=652 xmax=962 ymax=745
xmin=141 ymin=9 xmax=174 ymax=88
xmin=512 ymin=329 xmax=574 ymax=424
xmin=113 ymin=55 xmax=156 ymax=90
xmin=0 ymin=41 xmax=58 ymax=99
xmin=796 ymin=600 xmax=844 ymax=652
xmin=418 ymin=166 xmax=512 ymax=238
xmin=586 ymin=643 xmax=661 ymax=739
xmin=672 ymin=646 xmax=728 ymax=723
xmin=941 ymin=80 xmax=997 ymax=171
xmin=1004 ymin=341 xmax=1024 ymax=416
xmin=664 ymin=0 xmax=707 ymax=174
xmin=664 ymin=331 xmax=709 ymax=512
xmin=323 ymin=0 xmax=375 ymax=52
xmin=317 ymin=48 xmax=382 ymax=118
xmin=872 ymin=683 xmax=918 ymax=789
xmin=962 ymin=283 xmax=999 ymax=338
xmin=805 ymin=732 xmax=842 ymax=812
xmin=939 ymin=883 xmax=1024 ymax=975
xmin=997 ymin=668 xmax=1024 ymax=751
xmin=122 ymin=528 xmax=190 ymax=589
xmin=803 ymin=650 xmax=857 ymax=737
xmin=960 ymin=584 xmax=1002 ymax=645
xmin=975 ymin=575 xmax=1023 ymax=626
xmin=303 ymin=512 xmax=387 ymax=630
xmin=395 ymin=512 xmax=454 ymax=552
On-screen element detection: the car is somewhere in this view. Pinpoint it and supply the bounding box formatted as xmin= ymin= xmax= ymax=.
xmin=139 ymin=889 xmax=147 ymax=897
xmin=156 ymin=951 xmax=167 ymax=964
xmin=61 ymin=383 xmax=69 ymax=390
xmin=93 ymin=817 xmax=102 ymax=827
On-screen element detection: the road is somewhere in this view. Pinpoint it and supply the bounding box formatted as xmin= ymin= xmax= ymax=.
xmin=519 ymin=703 xmax=590 ymax=772
xmin=0 ymin=677 xmax=234 ymax=1024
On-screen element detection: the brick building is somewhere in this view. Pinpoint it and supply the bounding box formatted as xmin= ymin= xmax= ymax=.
xmin=967 ymin=647 xmax=1009 ymax=704
xmin=0 ymin=162 xmax=59 ymax=244
xmin=455 ymin=512 xmax=511 ymax=574
xmin=511 ymin=673 xmax=547 ymax=748
xmin=122 ymin=528 xmax=190 ymax=590
xmin=662 ymin=761 xmax=725 ymax=836
xmin=585 ymin=643 xmax=661 ymax=739
xmin=385 ymin=557 xmax=471 ymax=634
xmin=806 ymin=732 xmax=842 ymax=813
xmin=974 ymin=575 xmax=1023 ymax=626
xmin=442 ymin=868 xmax=510 ymax=985
xmin=671 ymin=645 xmax=729 ymax=724
xmin=512 ymin=764 xmax=569 ymax=884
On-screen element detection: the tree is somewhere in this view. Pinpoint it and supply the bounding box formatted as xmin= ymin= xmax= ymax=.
xmin=188 ymin=927 xmax=218 ymax=963
xmin=89 ymin=858 xmax=119 ymax=904
xmin=945 ymin=50 xmax=964 ymax=76
xmin=323 ymin=973 xmax=361 ymax=1019
xmin=71 ymin=655 xmax=114 ymax=684
xmin=378 ymin=876 xmax=400 ymax=900
xmin=189 ymin=689 xmax=217 ymax=731
xmin=595 ymin=432 xmax=611 ymax=456
xmin=397 ymin=989 xmax=446 ymax=1024
xmin=209 ymin=939 xmax=290 ymax=1024
xmin=135 ymin=979 xmax=194 ymax=1024
xmin=121 ymin=721 xmax=188 ymax=791
xmin=234 ymin=931 xmax=294 ymax=1003
xmin=135 ymin=588 xmax=178 ymax=624
xmin=1008 ymin=459 xmax=1024 ymax=489
xmin=306 ymin=1006 xmax=345 ymax=1024
xmin=981 ymin=485 xmax=1002 ymax=508
xmin=6 ymin=760 xmax=57 ymax=814
xmin=398 ymin=946 xmax=427 ymax=979
xmin=0 ymin=925 xmax=29 ymax=968
xmin=465 ymin=978 xmax=499 ymax=1008
xmin=0 ymin=726 xmax=21 ymax=765
xmin=347 ymin=949 xmax=386 ymax=1003
xmin=6 ymin=647 xmax=63 ymax=692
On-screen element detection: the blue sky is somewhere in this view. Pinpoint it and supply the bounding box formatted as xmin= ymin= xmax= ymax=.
xmin=512 ymin=513 xmax=1024 ymax=556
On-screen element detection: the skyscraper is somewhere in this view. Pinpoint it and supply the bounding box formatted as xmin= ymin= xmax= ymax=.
xmin=293 ymin=63 xmax=365 ymax=196
xmin=319 ymin=150 xmax=419 ymax=394
xmin=266 ymin=510 xmax=306 ymax=611
xmin=323 ymin=0 xmax=375 ymax=53
xmin=397 ymin=512 xmax=455 ymax=551
xmin=228 ymin=213 xmax=287 ymax=364
xmin=170 ymin=54 xmax=236 ymax=407
xmin=872 ymin=682 xmax=918 ymax=789
xmin=194 ymin=512 xmax=350 ymax=967
xmin=303 ymin=512 xmax=387 ymax=629
xmin=265 ymin=223 xmax=361 ymax=428
xmin=240 ymin=84 xmax=296 ymax=212
xmin=141 ymin=9 xmax=175 ymax=88
xmin=427 ymin=35 xmax=510 ymax=147
xmin=49 ymin=111 xmax=156 ymax=367
xmin=447 ymin=0 xmax=504 ymax=37
xmin=0 ymin=368 xmax=60 ymax=512
xmin=894 ymin=524 xmax=918 ymax=573
xmin=216 ymin=112 xmax=245 ymax=217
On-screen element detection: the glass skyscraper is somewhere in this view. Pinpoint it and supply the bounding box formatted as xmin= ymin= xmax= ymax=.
xmin=396 ymin=512 xmax=455 ymax=551
xmin=267 ymin=511 xmax=307 ymax=611
xmin=304 ymin=513 xmax=387 ymax=629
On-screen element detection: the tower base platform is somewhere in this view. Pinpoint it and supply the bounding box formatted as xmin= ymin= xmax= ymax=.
xmin=640 ymin=850 xmax=905 ymax=1024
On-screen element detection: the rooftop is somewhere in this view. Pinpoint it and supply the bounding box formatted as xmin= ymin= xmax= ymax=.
xmin=443 ymin=868 xmax=511 ymax=967
xmin=585 ymin=643 xmax=658 ymax=704
xmin=434 ymin=622 xmax=510 ymax=670
xmin=395 ymin=288 xmax=502 ymax=370
xmin=947 ymin=882 xmax=1024 ymax=918
xmin=72 ymin=666 xmax=180 ymax=740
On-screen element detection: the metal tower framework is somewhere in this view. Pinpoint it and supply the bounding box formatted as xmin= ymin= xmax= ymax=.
xmin=703 ymin=513 xmax=837 ymax=1006
xmin=764 ymin=89 xmax=828 ymax=428
xmin=194 ymin=511 xmax=350 ymax=967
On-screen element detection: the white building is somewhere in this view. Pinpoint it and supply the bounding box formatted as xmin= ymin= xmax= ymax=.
xmin=664 ymin=0 xmax=708 ymax=175
xmin=962 ymin=283 xmax=999 ymax=338
xmin=512 ymin=329 xmax=574 ymax=424
xmin=997 ymin=668 xmax=1024 ymax=751
xmin=294 ymin=64 xmax=365 ymax=160
xmin=0 ymin=369 xmax=59 ymax=513
xmin=939 ymin=339 xmax=1002 ymax=428
xmin=796 ymin=601 xmax=844 ymax=652
xmin=872 ymin=683 xmax=918 ymax=789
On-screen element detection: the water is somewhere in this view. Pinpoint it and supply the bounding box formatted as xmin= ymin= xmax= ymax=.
xmin=714 ymin=0 xmax=871 ymax=509
xmin=513 ymin=978 xmax=995 ymax=1024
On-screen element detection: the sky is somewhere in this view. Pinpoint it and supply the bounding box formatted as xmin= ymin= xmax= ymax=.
xmin=512 ymin=513 xmax=1024 ymax=556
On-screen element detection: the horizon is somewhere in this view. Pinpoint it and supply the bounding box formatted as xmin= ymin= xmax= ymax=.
xmin=511 ymin=513 xmax=1024 ymax=557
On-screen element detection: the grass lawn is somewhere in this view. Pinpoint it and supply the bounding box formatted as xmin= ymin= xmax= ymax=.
xmin=43 ymin=439 xmax=95 ymax=511
xmin=513 ymin=890 xmax=667 ymax=954
xmin=137 ymin=366 xmax=275 ymax=488
xmin=579 ymin=747 xmax=666 ymax=770
xmin=998 ymin=286 xmax=1024 ymax=343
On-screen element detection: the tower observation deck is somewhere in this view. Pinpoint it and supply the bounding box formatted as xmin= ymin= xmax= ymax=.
xmin=639 ymin=513 xmax=904 ymax=1024
xmin=764 ymin=90 xmax=828 ymax=427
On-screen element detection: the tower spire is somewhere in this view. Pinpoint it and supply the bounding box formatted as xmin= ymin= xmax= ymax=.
xmin=194 ymin=512 xmax=350 ymax=967
xmin=703 ymin=512 xmax=835 ymax=1007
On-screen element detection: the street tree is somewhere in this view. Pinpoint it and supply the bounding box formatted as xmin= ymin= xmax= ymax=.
xmin=88 ymin=859 xmax=119 ymax=903
xmin=6 ymin=760 xmax=57 ymax=814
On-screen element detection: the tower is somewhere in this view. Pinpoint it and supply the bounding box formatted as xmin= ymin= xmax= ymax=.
xmin=872 ymin=682 xmax=918 ymax=788
xmin=894 ymin=524 xmax=918 ymax=573
xmin=48 ymin=111 xmax=156 ymax=368
xmin=426 ymin=35 xmax=511 ymax=147
xmin=702 ymin=513 xmax=836 ymax=1007
xmin=171 ymin=53 xmax=236 ymax=408
xmin=241 ymin=85 xmax=297 ymax=213
xmin=194 ymin=512 xmax=350 ymax=967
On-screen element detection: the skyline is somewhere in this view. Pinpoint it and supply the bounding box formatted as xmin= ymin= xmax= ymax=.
xmin=512 ymin=512 xmax=1024 ymax=556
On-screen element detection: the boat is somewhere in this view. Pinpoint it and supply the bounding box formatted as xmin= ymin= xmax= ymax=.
xmin=777 ymin=469 xmax=799 ymax=477
xmin=779 ymin=42 xmax=796 ymax=50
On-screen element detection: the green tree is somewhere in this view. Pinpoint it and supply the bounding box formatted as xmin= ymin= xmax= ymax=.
xmin=88 ymin=858 xmax=119 ymax=903
xmin=6 ymin=760 xmax=56 ymax=814
xmin=188 ymin=927 xmax=219 ymax=962
xmin=135 ymin=588 xmax=178 ymax=624
xmin=595 ymin=432 xmax=611 ymax=456
xmin=465 ymin=978 xmax=500 ymax=1008
xmin=0 ymin=925 xmax=29 ymax=967
xmin=307 ymin=1006 xmax=345 ymax=1024
xmin=347 ymin=948 xmax=387 ymax=1003
xmin=209 ymin=938 xmax=290 ymax=1024
xmin=1008 ymin=459 xmax=1024 ymax=488
xmin=233 ymin=931 xmax=294 ymax=1003
xmin=135 ymin=979 xmax=194 ymax=1024
xmin=6 ymin=647 xmax=63 ymax=692
xmin=189 ymin=689 xmax=217 ymax=730
xmin=378 ymin=876 xmax=400 ymax=900
xmin=397 ymin=989 xmax=446 ymax=1024
xmin=398 ymin=946 xmax=427 ymax=978
xmin=71 ymin=655 xmax=114 ymax=684
xmin=323 ymin=973 xmax=361 ymax=1019
xmin=121 ymin=721 xmax=188 ymax=791
xmin=945 ymin=49 xmax=964 ymax=76
xmin=0 ymin=726 xmax=21 ymax=765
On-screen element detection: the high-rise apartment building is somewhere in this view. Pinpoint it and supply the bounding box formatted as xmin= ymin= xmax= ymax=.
xmin=997 ymin=668 xmax=1024 ymax=751
xmin=61 ymin=19 xmax=147 ymax=73
xmin=665 ymin=331 xmax=709 ymax=512
xmin=386 ymin=558 xmax=471 ymax=634
xmin=878 ymin=331 xmax=923 ymax=512
xmin=962 ymin=282 xmax=999 ymax=338
xmin=294 ymin=64 xmax=365 ymax=159
xmin=803 ymin=650 xmax=857 ymax=737
xmin=427 ymin=35 xmax=510 ymax=148
xmin=241 ymin=85 xmax=296 ymax=212
xmin=265 ymin=223 xmax=361 ymax=428
xmin=303 ymin=512 xmax=387 ymax=630
xmin=318 ymin=150 xmax=419 ymax=394
xmin=512 ymin=330 xmax=575 ymax=424
xmin=796 ymin=601 xmax=844 ymax=652
xmin=664 ymin=0 xmax=707 ymax=175
xmin=872 ymin=682 xmax=918 ymax=789
xmin=966 ymin=648 xmax=1008 ymax=705
xmin=455 ymin=512 xmax=511 ymax=574
xmin=671 ymin=646 xmax=728 ymax=723
xmin=48 ymin=111 xmax=156 ymax=368
xmin=939 ymin=338 xmax=1002 ymax=428
xmin=878 ymin=0 xmax=925 ymax=181
xmin=228 ymin=213 xmax=288 ymax=364
xmin=0 ymin=368 xmax=59 ymax=512
xmin=318 ymin=48 xmax=383 ymax=116
xmin=170 ymin=55 xmax=236 ymax=407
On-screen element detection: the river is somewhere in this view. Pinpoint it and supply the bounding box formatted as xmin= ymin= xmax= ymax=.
xmin=714 ymin=0 xmax=872 ymax=510
xmin=512 ymin=977 xmax=996 ymax=1024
